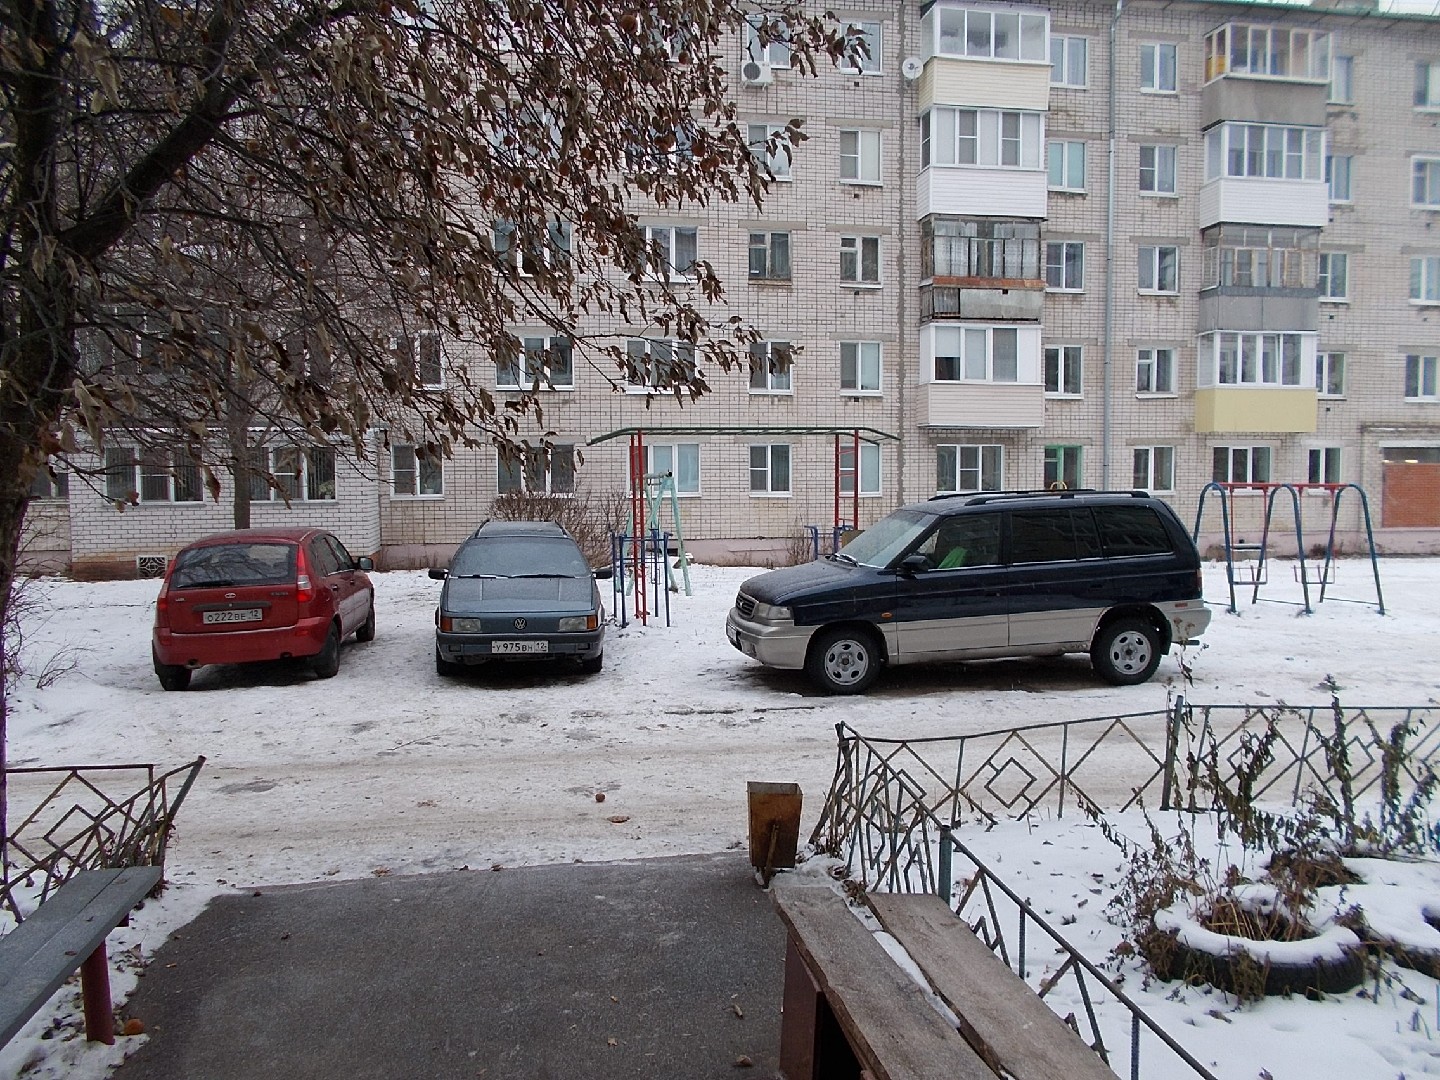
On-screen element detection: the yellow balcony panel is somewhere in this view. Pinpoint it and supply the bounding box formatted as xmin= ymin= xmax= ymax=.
xmin=919 ymin=57 xmax=1050 ymax=112
xmin=923 ymin=382 xmax=1044 ymax=430
xmin=1194 ymin=387 xmax=1317 ymax=434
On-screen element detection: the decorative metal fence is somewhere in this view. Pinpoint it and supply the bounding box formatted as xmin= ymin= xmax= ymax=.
xmin=1 ymin=756 xmax=206 ymax=922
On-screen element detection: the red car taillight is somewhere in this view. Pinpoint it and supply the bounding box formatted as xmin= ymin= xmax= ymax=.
xmin=296 ymin=546 xmax=314 ymax=604
xmin=155 ymin=581 xmax=171 ymax=628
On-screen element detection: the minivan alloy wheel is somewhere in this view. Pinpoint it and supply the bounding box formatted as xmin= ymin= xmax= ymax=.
xmin=1091 ymin=618 xmax=1163 ymax=685
xmin=806 ymin=627 xmax=881 ymax=694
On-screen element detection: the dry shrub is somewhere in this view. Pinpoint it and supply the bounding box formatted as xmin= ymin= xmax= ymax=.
xmin=489 ymin=488 xmax=628 ymax=567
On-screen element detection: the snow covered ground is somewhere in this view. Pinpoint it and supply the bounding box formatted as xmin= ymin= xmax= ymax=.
xmin=2 ymin=554 xmax=1438 ymax=1078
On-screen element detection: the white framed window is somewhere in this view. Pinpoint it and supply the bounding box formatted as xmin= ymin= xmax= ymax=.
xmin=392 ymin=445 xmax=443 ymax=497
xmin=840 ymin=341 xmax=882 ymax=394
xmin=1410 ymin=257 xmax=1440 ymax=304
xmin=931 ymin=7 xmax=1048 ymax=62
xmin=1417 ymin=61 xmax=1440 ymax=110
xmin=839 ymin=129 xmax=882 ymax=184
xmin=932 ymin=325 xmax=1020 ymax=382
xmin=749 ymin=444 xmax=791 ymax=495
xmin=1326 ymin=154 xmax=1353 ymax=203
xmin=1413 ymin=158 xmax=1440 ymax=208
xmin=838 ymin=442 xmax=882 ymax=496
xmin=494 ymin=217 xmax=573 ymax=274
xmin=1330 ymin=55 xmax=1354 ymax=104
xmin=743 ymin=13 xmax=790 ymax=70
xmin=247 ymin=446 xmax=337 ymax=502
xmin=1213 ymin=445 xmax=1273 ymax=485
xmin=1045 ymin=241 xmax=1084 ymax=292
xmin=105 ymin=447 xmax=202 ymax=504
xmin=1139 ymin=145 xmax=1177 ymax=195
xmin=1316 ymin=351 xmax=1346 ymax=398
xmin=1133 ymin=446 xmax=1176 ymax=493
xmin=395 ymin=331 xmax=443 ymax=389
xmin=1406 ymin=355 xmax=1440 ymax=401
xmin=643 ymin=225 xmax=698 ymax=280
xmin=1047 ymin=140 xmax=1085 ymax=192
xmin=1136 ymin=347 xmax=1176 ymax=395
xmin=1140 ymin=43 xmax=1177 ymax=93
xmin=1044 ymin=445 xmax=1083 ymax=490
xmin=626 ymin=338 xmax=696 ymax=393
xmin=1050 ymin=35 xmax=1087 ymax=87
xmin=1204 ymin=123 xmax=1324 ymax=182
xmin=748 ymin=123 xmax=792 ymax=181
xmin=497 ymin=335 xmax=573 ymax=390
xmin=749 ymin=231 xmax=792 ymax=281
xmin=29 ymin=459 xmax=68 ymax=500
xmin=841 ymin=20 xmax=882 ymax=74
xmin=1200 ymin=332 xmax=1307 ymax=387
xmin=840 ymin=235 xmax=881 ymax=286
xmin=1308 ymin=446 xmax=1342 ymax=485
xmin=1138 ymin=245 xmax=1179 ymax=294
xmin=1318 ymin=253 xmax=1348 ymax=302
xmin=498 ymin=444 xmax=575 ymax=495
xmin=748 ymin=341 xmax=793 ymax=393
xmin=632 ymin=443 xmax=701 ymax=496
xmin=1206 ymin=25 xmax=1331 ymax=82
xmin=920 ymin=107 xmax=1044 ymax=170
xmin=1044 ymin=345 xmax=1083 ymax=397
xmin=936 ymin=444 xmax=1003 ymax=494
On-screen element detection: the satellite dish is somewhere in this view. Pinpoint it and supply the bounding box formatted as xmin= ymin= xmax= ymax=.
xmin=901 ymin=56 xmax=923 ymax=81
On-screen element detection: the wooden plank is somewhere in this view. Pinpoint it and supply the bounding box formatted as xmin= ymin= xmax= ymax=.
xmin=868 ymin=894 xmax=1117 ymax=1080
xmin=772 ymin=882 xmax=994 ymax=1080
xmin=0 ymin=866 xmax=162 ymax=1047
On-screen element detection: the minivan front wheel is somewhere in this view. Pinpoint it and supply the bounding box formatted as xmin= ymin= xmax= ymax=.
xmin=1091 ymin=619 xmax=1163 ymax=685
xmin=806 ymin=626 xmax=881 ymax=695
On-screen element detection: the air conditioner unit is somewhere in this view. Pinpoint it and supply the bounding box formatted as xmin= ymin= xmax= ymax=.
xmin=136 ymin=554 xmax=168 ymax=579
xmin=741 ymin=60 xmax=773 ymax=86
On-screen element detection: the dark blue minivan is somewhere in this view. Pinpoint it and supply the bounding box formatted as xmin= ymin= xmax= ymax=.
xmin=725 ymin=490 xmax=1211 ymax=694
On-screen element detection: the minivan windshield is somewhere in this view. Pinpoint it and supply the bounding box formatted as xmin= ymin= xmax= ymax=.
xmin=835 ymin=509 xmax=935 ymax=568
xmin=451 ymin=536 xmax=589 ymax=579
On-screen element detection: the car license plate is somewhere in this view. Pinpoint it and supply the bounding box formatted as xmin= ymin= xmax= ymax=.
xmin=492 ymin=640 xmax=547 ymax=654
xmin=726 ymin=625 xmax=738 ymax=646
xmin=203 ymin=608 xmax=262 ymax=625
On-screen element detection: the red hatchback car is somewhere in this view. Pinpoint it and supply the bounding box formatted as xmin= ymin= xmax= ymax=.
xmin=151 ymin=528 xmax=376 ymax=690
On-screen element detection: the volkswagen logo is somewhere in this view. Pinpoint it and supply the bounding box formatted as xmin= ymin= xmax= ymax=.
xmin=513 ymin=617 xmax=528 ymax=631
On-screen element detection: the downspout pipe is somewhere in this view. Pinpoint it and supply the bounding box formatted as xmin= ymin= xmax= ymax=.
xmin=1104 ymin=0 xmax=1125 ymax=488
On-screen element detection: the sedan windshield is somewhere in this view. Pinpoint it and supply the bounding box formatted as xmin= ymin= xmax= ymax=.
xmin=451 ymin=536 xmax=589 ymax=579
xmin=835 ymin=509 xmax=935 ymax=569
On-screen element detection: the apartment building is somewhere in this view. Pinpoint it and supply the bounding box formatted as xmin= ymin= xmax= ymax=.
xmin=30 ymin=0 xmax=1440 ymax=576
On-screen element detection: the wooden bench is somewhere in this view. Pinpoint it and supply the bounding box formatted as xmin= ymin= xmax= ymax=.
xmin=0 ymin=866 xmax=163 ymax=1048
xmin=772 ymin=881 xmax=1116 ymax=1080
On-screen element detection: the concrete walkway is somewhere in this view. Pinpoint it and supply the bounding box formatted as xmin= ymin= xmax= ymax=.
xmin=114 ymin=853 xmax=786 ymax=1079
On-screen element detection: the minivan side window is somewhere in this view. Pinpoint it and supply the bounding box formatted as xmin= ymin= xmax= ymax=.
xmin=1008 ymin=509 xmax=1104 ymax=564
xmin=1094 ymin=505 xmax=1173 ymax=557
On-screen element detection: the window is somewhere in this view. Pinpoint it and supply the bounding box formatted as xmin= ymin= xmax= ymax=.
xmin=395 ymin=331 xmax=443 ymax=389
xmin=926 ymin=219 xmax=1040 ymax=280
xmin=1413 ymin=159 xmax=1440 ymax=208
xmin=29 ymin=460 xmax=68 ymax=500
xmin=748 ymin=124 xmax=792 ymax=181
xmin=1141 ymin=43 xmax=1177 ymax=92
xmin=839 ymin=129 xmax=882 ymax=184
xmin=498 ymin=444 xmax=575 ymax=495
xmin=1204 ymin=123 xmax=1324 ymax=182
xmin=1050 ymin=35 xmax=1087 ymax=87
xmin=626 ymin=338 xmax=696 ymax=392
xmin=1329 ymin=55 xmax=1354 ymax=104
xmin=1044 ymin=445 xmax=1083 ymax=490
xmin=1406 ymin=355 xmax=1440 ymax=401
xmin=1202 ymin=225 xmax=1317 ymax=289
xmin=392 ymin=445 xmax=443 ymax=497
xmin=632 ymin=443 xmax=701 ymax=495
xmin=936 ymin=444 xmax=1003 ymax=494
xmin=1045 ymin=241 xmax=1084 ymax=291
xmin=1316 ymin=351 xmax=1345 ymax=398
xmin=749 ymin=444 xmax=791 ymax=494
xmin=931 ymin=6 xmax=1047 ymax=62
xmin=748 ymin=341 xmax=793 ymax=393
xmin=249 ymin=446 xmax=336 ymax=501
xmin=1213 ymin=445 xmax=1273 ymax=485
xmin=1201 ymin=332 xmax=1306 ymax=387
xmin=643 ymin=225 xmax=698 ymax=280
xmin=497 ymin=335 xmax=573 ymax=390
xmin=838 ymin=443 xmax=881 ymax=496
xmin=743 ymin=13 xmax=790 ymax=69
xmin=841 ymin=21 xmax=882 ymax=74
xmin=1044 ymin=345 xmax=1083 ymax=396
xmin=1138 ymin=246 xmax=1179 ymax=293
xmin=840 ymin=236 xmax=881 ymax=286
xmin=494 ymin=217 xmax=572 ymax=273
xmin=105 ymin=447 xmax=201 ymax=504
xmin=1326 ymin=154 xmax=1352 ymax=203
xmin=1308 ymin=446 xmax=1342 ymax=485
xmin=1411 ymin=257 xmax=1440 ymax=304
xmin=920 ymin=108 xmax=1044 ymax=170
xmin=840 ymin=341 xmax=882 ymax=393
xmin=1136 ymin=347 xmax=1176 ymax=394
xmin=749 ymin=231 xmax=792 ymax=281
xmin=1048 ymin=140 xmax=1085 ymax=192
xmin=1318 ymin=253 xmax=1348 ymax=301
xmin=1139 ymin=145 xmax=1177 ymax=195
xmin=1206 ymin=24 xmax=1331 ymax=82
xmin=1133 ymin=446 xmax=1176 ymax=493
xmin=1417 ymin=61 xmax=1440 ymax=109
xmin=932 ymin=325 xmax=1019 ymax=382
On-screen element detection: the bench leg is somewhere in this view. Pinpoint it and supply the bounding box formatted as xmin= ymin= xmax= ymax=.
xmin=80 ymin=941 xmax=116 ymax=1045
xmin=779 ymin=934 xmax=863 ymax=1080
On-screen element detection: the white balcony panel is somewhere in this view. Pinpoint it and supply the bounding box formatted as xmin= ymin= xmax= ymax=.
xmin=1197 ymin=178 xmax=1329 ymax=228
xmin=919 ymin=167 xmax=1048 ymax=220
xmin=922 ymin=382 xmax=1045 ymax=429
xmin=919 ymin=58 xmax=1051 ymax=112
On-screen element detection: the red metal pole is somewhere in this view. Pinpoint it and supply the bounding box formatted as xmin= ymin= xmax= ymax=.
xmin=81 ymin=941 xmax=116 ymax=1044
xmin=851 ymin=431 xmax=860 ymax=534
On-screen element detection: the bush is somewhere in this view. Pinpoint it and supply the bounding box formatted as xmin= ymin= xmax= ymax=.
xmin=489 ymin=488 xmax=628 ymax=567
